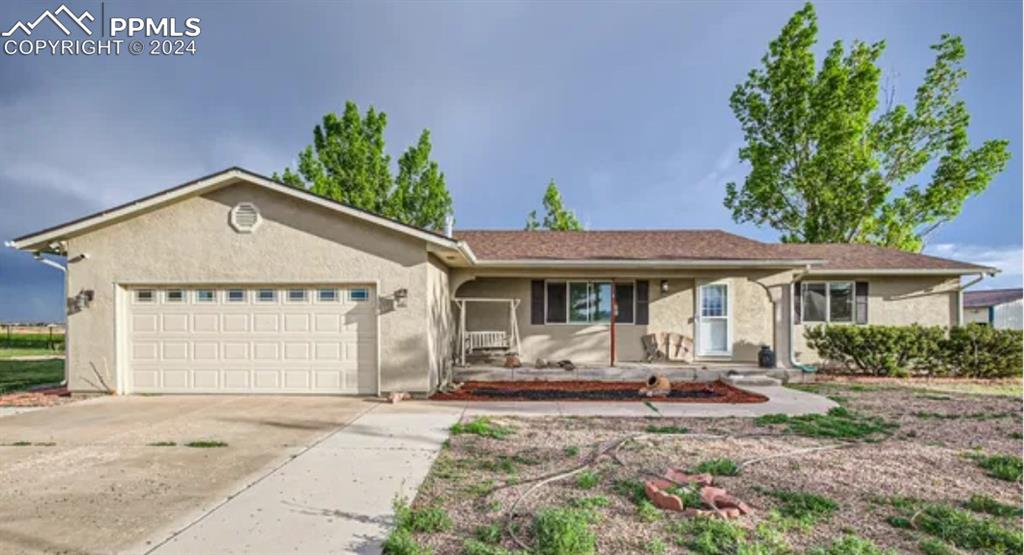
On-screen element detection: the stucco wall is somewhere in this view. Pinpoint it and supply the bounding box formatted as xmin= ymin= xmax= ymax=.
xmin=964 ymin=307 xmax=989 ymax=325
xmin=426 ymin=255 xmax=453 ymax=389
xmin=65 ymin=180 xmax=436 ymax=394
xmin=455 ymin=273 xmax=780 ymax=364
xmin=793 ymin=275 xmax=959 ymax=363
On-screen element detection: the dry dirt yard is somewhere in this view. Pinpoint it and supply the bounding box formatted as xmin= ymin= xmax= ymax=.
xmin=400 ymin=380 xmax=1023 ymax=554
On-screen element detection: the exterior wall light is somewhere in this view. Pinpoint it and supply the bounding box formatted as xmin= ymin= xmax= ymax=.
xmin=660 ymin=280 xmax=669 ymax=294
xmin=394 ymin=288 xmax=408 ymax=307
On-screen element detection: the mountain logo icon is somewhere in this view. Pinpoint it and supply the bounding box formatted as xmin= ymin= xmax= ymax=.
xmin=2 ymin=4 xmax=94 ymax=37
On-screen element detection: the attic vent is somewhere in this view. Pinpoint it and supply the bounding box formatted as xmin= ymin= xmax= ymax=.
xmin=230 ymin=202 xmax=261 ymax=233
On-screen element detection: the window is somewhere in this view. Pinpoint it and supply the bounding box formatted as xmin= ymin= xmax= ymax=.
xmin=195 ymin=289 xmax=215 ymax=302
xmin=545 ymin=281 xmax=634 ymax=324
xmin=257 ymin=289 xmax=276 ymax=302
xmin=227 ymin=289 xmax=246 ymax=302
xmin=802 ymin=281 xmax=854 ymax=323
xmin=287 ymin=289 xmax=307 ymax=302
xmin=135 ymin=290 xmax=154 ymax=303
xmin=349 ymin=288 xmax=369 ymax=302
xmin=318 ymin=288 xmax=338 ymax=302
xmin=166 ymin=289 xmax=184 ymax=303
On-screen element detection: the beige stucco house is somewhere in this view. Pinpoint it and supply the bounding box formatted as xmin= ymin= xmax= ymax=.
xmin=9 ymin=168 xmax=997 ymax=395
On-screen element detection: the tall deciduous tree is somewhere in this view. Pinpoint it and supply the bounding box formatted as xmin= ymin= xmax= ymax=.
xmin=525 ymin=180 xmax=583 ymax=230
xmin=724 ymin=2 xmax=1010 ymax=251
xmin=274 ymin=101 xmax=453 ymax=230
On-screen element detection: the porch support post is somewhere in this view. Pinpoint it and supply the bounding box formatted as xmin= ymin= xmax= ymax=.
xmin=610 ymin=282 xmax=617 ymax=366
xmin=770 ymin=284 xmax=790 ymax=368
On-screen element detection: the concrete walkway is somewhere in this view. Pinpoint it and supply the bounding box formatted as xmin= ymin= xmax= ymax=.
xmin=144 ymin=402 xmax=464 ymax=555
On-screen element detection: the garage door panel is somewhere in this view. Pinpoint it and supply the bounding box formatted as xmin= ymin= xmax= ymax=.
xmin=127 ymin=285 xmax=376 ymax=394
xmin=253 ymin=314 xmax=279 ymax=332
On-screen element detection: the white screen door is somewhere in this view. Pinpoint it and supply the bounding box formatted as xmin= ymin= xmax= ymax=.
xmin=697 ymin=282 xmax=730 ymax=355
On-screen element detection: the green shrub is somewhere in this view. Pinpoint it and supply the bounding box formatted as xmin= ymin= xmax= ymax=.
xmin=382 ymin=527 xmax=431 ymax=555
xmin=915 ymin=504 xmax=1022 ymax=552
xmin=943 ymin=325 xmax=1024 ymax=378
xmin=450 ymin=417 xmax=514 ymax=439
xmin=575 ymin=470 xmax=600 ymax=490
xmin=971 ymin=452 xmax=1023 ymax=482
xmin=532 ymin=507 xmax=596 ymax=555
xmin=805 ymin=324 xmax=1024 ymax=378
xmin=763 ymin=489 xmax=838 ymax=525
xmin=690 ymin=458 xmax=740 ymax=476
xmin=805 ymin=324 xmax=944 ymax=376
xmin=963 ymin=493 xmax=1023 ymax=517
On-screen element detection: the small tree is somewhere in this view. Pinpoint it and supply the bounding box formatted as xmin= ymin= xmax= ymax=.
xmin=525 ymin=180 xmax=583 ymax=231
xmin=724 ymin=2 xmax=1010 ymax=251
xmin=275 ymin=101 xmax=453 ymax=231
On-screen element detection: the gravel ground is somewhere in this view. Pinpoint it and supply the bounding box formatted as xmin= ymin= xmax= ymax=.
xmin=409 ymin=380 xmax=1022 ymax=554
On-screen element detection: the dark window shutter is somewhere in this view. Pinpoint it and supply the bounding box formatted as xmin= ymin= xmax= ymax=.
xmin=855 ymin=281 xmax=869 ymax=324
xmin=635 ymin=281 xmax=649 ymax=325
xmin=793 ymin=281 xmax=802 ymax=325
xmin=531 ymin=280 xmax=545 ymax=325
xmin=546 ymin=282 xmax=567 ymax=323
xmin=615 ymin=283 xmax=634 ymax=323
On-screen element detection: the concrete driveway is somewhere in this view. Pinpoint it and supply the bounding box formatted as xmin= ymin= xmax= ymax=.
xmin=0 ymin=395 xmax=376 ymax=554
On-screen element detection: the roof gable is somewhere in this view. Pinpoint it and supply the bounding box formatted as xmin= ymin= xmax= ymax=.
xmin=8 ymin=167 xmax=463 ymax=254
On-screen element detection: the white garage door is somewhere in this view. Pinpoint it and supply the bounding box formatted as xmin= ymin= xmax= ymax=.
xmin=125 ymin=285 xmax=377 ymax=394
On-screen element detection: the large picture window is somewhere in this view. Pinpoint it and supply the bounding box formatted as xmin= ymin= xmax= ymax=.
xmin=545 ymin=281 xmax=634 ymax=324
xmin=802 ymin=281 xmax=854 ymax=323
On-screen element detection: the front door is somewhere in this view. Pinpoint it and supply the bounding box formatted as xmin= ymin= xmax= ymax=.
xmin=696 ymin=282 xmax=731 ymax=356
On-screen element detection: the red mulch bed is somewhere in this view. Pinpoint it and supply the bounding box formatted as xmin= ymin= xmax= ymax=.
xmin=0 ymin=386 xmax=72 ymax=407
xmin=431 ymin=380 xmax=768 ymax=403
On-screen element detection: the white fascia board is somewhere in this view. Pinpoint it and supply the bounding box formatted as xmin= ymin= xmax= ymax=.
xmin=804 ymin=268 xmax=998 ymax=276
xmin=470 ymin=258 xmax=826 ymax=269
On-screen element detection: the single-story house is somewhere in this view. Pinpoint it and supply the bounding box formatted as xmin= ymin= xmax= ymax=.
xmin=963 ymin=288 xmax=1023 ymax=329
xmin=7 ymin=168 xmax=997 ymax=396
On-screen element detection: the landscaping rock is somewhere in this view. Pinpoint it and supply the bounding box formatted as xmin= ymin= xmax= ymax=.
xmin=644 ymin=480 xmax=684 ymax=512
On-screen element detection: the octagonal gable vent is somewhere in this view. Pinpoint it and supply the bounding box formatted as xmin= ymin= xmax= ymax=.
xmin=230 ymin=202 xmax=261 ymax=233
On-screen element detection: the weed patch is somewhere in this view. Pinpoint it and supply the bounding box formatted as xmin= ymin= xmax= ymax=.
xmin=805 ymin=534 xmax=895 ymax=554
xmin=762 ymin=488 xmax=839 ymax=525
xmin=382 ymin=527 xmax=430 ymax=555
xmin=473 ymin=523 xmax=502 ymax=544
xmin=568 ymin=496 xmax=609 ymax=509
xmin=450 ymin=417 xmax=514 ymax=439
xmin=563 ymin=445 xmax=580 ymax=457
xmin=394 ymin=498 xmax=452 ymax=533
xmin=917 ymin=538 xmax=955 ymax=555
xmin=574 ymin=470 xmax=600 ymax=490
xmin=963 ymin=493 xmax=1022 ymax=518
xmin=914 ymin=504 xmax=1022 ymax=553
xmin=644 ymin=538 xmax=667 ymax=554
xmin=970 ymin=452 xmax=1023 ymax=482
xmin=635 ymin=500 xmax=663 ymax=523
xmin=147 ymin=441 xmax=176 ymax=447
xmin=612 ymin=479 xmax=647 ymax=505
xmin=462 ymin=539 xmax=525 ymax=555
xmin=754 ymin=407 xmax=896 ymax=440
xmin=532 ymin=507 xmax=596 ymax=555
xmin=691 ymin=458 xmax=740 ymax=476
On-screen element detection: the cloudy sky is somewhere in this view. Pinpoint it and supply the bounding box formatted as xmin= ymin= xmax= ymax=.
xmin=0 ymin=0 xmax=1020 ymax=322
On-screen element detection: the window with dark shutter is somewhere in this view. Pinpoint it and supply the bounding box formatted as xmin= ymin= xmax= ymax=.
xmin=635 ymin=281 xmax=649 ymax=325
xmin=531 ymin=280 xmax=545 ymax=325
xmin=855 ymin=282 xmax=869 ymax=324
xmin=615 ymin=283 xmax=634 ymax=323
xmin=793 ymin=281 xmax=802 ymax=324
xmin=546 ymin=281 xmax=567 ymax=323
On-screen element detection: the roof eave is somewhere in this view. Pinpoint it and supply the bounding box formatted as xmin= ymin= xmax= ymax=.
xmin=804 ymin=267 xmax=999 ymax=276
xmin=471 ymin=258 xmax=826 ymax=269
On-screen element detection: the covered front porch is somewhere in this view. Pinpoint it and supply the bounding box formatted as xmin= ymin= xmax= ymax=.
xmin=449 ymin=270 xmax=800 ymax=383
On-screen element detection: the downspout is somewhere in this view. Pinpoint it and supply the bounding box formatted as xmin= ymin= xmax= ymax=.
xmin=955 ymin=273 xmax=990 ymax=326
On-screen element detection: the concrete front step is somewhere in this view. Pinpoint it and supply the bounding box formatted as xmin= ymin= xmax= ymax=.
xmin=722 ymin=374 xmax=783 ymax=387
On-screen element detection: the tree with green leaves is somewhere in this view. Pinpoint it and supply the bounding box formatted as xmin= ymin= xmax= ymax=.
xmin=724 ymin=2 xmax=1009 ymax=252
xmin=525 ymin=179 xmax=583 ymax=231
xmin=274 ymin=101 xmax=453 ymax=230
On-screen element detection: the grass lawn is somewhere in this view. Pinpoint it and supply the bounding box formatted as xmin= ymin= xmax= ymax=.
xmin=401 ymin=382 xmax=1023 ymax=554
xmin=0 ymin=348 xmax=63 ymax=360
xmin=0 ymin=359 xmax=65 ymax=394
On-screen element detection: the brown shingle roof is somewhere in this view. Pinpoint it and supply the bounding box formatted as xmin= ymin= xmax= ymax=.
xmin=771 ymin=243 xmax=992 ymax=272
xmin=964 ymin=288 xmax=1023 ymax=308
xmin=454 ymin=230 xmax=992 ymax=272
xmin=453 ymin=230 xmax=812 ymax=262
